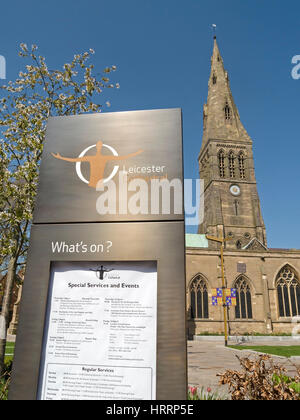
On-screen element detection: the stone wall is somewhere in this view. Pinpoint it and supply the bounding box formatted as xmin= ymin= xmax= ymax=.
xmin=186 ymin=247 xmax=300 ymax=335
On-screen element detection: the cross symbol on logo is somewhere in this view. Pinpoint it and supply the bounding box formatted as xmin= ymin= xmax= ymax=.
xmin=90 ymin=265 xmax=114 ymax=280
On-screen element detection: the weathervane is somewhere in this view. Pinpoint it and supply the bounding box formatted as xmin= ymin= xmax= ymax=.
xmin=212 ymin=24 xmax=217 ymax=38
xmin=90 ymin=265 xmax=114 ymax=280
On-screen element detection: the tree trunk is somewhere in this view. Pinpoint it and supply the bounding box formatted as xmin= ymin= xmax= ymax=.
xmin=0 ymin=256 xmax=17 ymax=376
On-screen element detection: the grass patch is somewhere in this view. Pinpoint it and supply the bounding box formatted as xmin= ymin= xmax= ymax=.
xmin=5 ymin=343 xmax=15 ymax=352
xmin=229 ymin=345 xmax=300 ymax=358
xmin=4 ymin=342 xmax=15 ymax=364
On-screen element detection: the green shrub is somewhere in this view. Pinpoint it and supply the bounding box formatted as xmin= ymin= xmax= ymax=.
xmin=219 ymin=354 xmax=300 ymax=400
xmin=188 ymin=386 xmax=227 ymax=400
xmin=273 ymin=373 xmax=300 ymax=395
xmin=0 ymin=361 xmax=12 ymax=401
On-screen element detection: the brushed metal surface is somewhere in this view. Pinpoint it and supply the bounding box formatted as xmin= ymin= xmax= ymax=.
xmin=9 ymin=222 xmax=187 ymax=400
xmin=34 ymin=109 xmax=183 ymax=224
xmin=10 ymin=109 xmax=187 ymax=400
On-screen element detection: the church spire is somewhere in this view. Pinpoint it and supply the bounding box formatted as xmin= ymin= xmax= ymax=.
xmin=202 ymin=37 xmax=251 ymax=147
xmin=198 ymin=37 xmax=267 ymax=249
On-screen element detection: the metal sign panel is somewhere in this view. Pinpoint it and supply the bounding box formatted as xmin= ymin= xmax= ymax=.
xmin=34 ymin=109 xmax=183 ymax=224
xmin=9 ymin=109 xmax=187 ymax=400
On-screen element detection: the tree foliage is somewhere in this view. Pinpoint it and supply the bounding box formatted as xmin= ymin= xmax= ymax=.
xmin=0 ymin=43 xmax=118 ymax=272
xmin=0 ymin=43 xmax=118 ymax=376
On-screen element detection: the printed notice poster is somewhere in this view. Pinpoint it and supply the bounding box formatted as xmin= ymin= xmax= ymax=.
xmin=38 ymin=261 xmax=157 ymax=400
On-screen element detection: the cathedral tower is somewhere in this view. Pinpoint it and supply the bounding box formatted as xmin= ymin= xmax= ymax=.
xmin=198 ymin=37 xmax=267 ymax=250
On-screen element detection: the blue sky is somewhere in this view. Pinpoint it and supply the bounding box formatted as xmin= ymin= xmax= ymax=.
xmin=1 ymin=0 xmax=300 ymax=248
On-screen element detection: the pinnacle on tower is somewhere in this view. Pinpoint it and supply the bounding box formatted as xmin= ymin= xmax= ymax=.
xmin=202 ymin=38 xmax=251 ymax=147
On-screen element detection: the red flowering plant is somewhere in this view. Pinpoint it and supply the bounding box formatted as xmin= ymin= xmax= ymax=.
xmin=188 ymin=386 xmax=226 ymax=400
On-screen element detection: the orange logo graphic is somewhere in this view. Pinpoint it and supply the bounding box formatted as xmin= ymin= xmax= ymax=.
xmin=52 ymin=140 xmax=143 ymax=189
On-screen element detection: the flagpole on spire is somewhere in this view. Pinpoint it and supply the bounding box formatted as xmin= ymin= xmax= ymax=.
xmin=212 ymin=24 xmax=217 ymax=39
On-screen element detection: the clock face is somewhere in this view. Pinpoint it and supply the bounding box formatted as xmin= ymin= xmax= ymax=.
xmin=230 ymin=185 xmax=241 ymax=196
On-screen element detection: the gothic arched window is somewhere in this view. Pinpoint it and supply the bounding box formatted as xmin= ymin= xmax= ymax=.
xmin=238 ymin=152 xmax=246 ymax=179
xmin=212 ymin=73 xmax=217 ymax=85
xmin=190 ymin=275 xmax=209 ymax=319
xmin=224 ymin=101 xmax=231 ymax=121
xmin=276 ymin=266 xmax=300 ymax=318
xmin=218 ymin=150 xmax=225 ymax=178
xmin=228 ymin=151 xmax=235 ymax=178
xmin=235 ymin=276 xmax=253 ymax=319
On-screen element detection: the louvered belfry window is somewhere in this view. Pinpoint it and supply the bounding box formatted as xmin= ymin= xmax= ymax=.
xmin=229 ymin=151 xmax=235 ymax=178
xmin=238 ymin=152 xmax=246 ymax=179
xmin=218 ymin=150 xmax=225 ymax=178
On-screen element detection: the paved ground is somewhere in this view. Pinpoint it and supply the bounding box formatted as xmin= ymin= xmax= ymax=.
xmin=187 ymin=340 xmax=300 ymax=398
xmin=7 ymin=335 xmax=300 ymax=398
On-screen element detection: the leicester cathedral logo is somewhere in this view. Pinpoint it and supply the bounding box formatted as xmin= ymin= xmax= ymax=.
xmin=52 ymin=140 xmax=143 ymax=189
xmin=90 ymin=265 xmax=114 ymax=280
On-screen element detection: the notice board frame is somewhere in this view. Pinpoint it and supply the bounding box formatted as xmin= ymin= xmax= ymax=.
xmin=38 ymin=259 xmax=158 ymax=400
xmin=9 ymin=221 xmax=187 ymax=400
